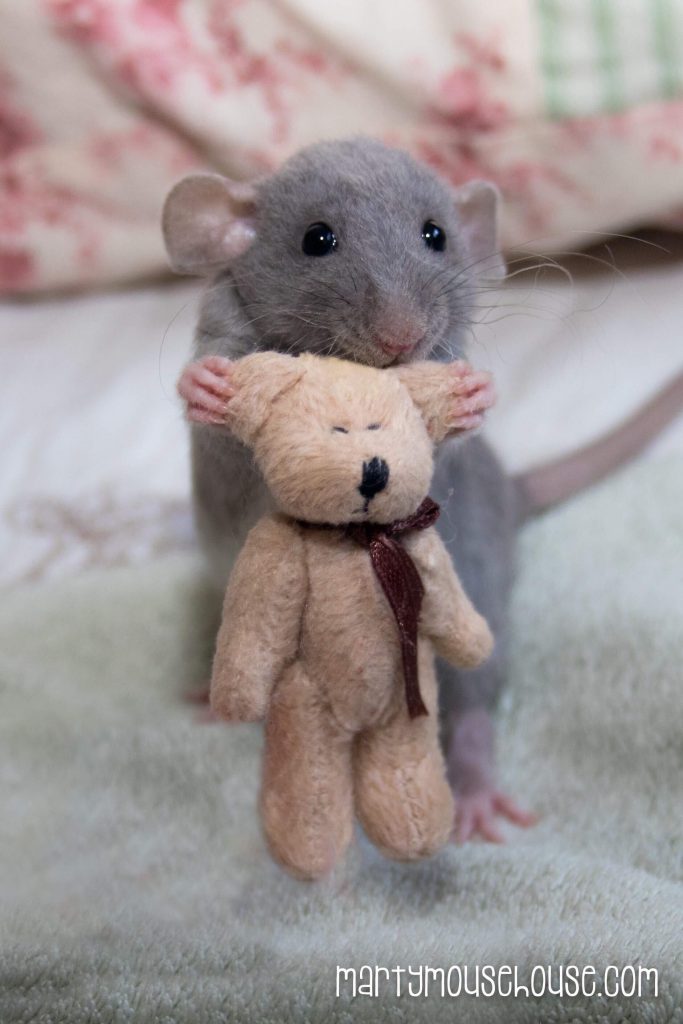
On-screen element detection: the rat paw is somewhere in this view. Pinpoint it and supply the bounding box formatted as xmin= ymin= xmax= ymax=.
xmin=185 ymin=684 xmax=211 ymax=704
xmin=452 ymin=788 xmax=537 ymax=845
xmin=184 ymin=684 xmax=223 ymax=723
xmin=446 ymin=365 xmax=496 ymax=433
xmin=178 ymin=355 xmax=234 ymax=425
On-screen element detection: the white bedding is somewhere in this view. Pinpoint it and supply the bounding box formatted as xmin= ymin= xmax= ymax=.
xmin=2 ymin=236 xmax=682 ymax=587
xmin=2 ymin=460 xmax=682 ymax=1021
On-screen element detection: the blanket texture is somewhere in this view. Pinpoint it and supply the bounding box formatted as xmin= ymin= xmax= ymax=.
xmin=1 ymin=460 xmax=681 ymax=1022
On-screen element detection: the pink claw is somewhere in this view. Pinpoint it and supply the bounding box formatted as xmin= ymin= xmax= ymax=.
xmin=178 ymin=355 xmax=234 ymax=425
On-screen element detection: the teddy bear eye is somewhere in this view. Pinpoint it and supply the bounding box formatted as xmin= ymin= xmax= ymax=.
xmin=367 ymin=423 xmax=381 ymax=430
xmin=332 ymin=425 xmax=348 ymax=434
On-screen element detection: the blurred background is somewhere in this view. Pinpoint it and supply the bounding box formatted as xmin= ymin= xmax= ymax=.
xmin=1 ymin=0 xmax=683 ymax=585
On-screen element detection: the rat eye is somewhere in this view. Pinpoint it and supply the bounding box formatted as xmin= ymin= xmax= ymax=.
xmin=367 ymin=423 xmax=381 ymax=430
xmin=302 ymin=222 xmax=337 ymax=256
xmin=422 ymin=220 xmax=446 ymax=252
xmin=332 ymin=425 xmax=348 ymax=434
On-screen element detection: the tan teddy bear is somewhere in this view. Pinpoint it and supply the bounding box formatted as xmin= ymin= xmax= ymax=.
xmin=210 ymin=352 xmax=493 ymax=879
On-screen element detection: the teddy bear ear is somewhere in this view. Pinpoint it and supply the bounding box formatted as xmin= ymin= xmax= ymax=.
xmin=225 ymin=352 xmax=307 ymax=445
xmin=390 ymin=362 xmax=465 ymax=444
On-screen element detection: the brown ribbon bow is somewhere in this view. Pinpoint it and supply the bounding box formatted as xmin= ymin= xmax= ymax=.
xmin=345 ymin=496 xmax=441 ymax=719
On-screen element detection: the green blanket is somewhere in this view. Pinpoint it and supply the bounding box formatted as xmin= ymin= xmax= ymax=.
xmin=1 ymin=462 xmax=681 ymax=1022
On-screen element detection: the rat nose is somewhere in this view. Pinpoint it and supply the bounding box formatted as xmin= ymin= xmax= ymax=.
xmin=359 ymin=457 xmax=389 ymax=501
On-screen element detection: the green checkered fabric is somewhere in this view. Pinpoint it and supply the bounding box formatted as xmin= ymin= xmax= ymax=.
xmin=537 ymin=0 xmax=683 ymax=117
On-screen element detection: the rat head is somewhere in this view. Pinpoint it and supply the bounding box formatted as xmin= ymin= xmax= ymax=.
xmin=222 ymin=352 xmax=463 ymax=525
xmin=163 ymin=138 xmax=504 ymax=366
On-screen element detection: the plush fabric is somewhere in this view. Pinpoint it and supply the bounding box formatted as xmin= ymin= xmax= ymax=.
xmin=209 ymin=354 xmax=493 ymax=877
xmin=3 ymin=0 xmax=683 ymax=293
xmin=2 ymin=458 xmax=680 ymax=1021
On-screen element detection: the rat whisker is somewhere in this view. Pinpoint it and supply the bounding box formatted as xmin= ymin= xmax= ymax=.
xmin=462 ymin=229 xmax=671 ymax=284
xmin=312 ymin=280 xmax=354 ymax=307
xmin=158 ymin=299 xmax=192 ymax=404
xmin=420 ymin=263 xmax=453 ymax=298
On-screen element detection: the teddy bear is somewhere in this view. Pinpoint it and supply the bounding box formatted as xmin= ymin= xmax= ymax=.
xmin=209 ymin=352 xmax=494 ymax=879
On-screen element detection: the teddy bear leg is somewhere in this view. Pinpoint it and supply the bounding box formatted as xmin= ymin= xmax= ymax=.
xmin=260 ymin=664 xmax=354 ymax=881
xmin=354 ymin=707 xmax=454 ymax=862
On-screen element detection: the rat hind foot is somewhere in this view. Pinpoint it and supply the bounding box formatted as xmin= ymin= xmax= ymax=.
xmin=453 ymin=788 xmax=537 ymax=844
xmin=447 ymin=707 xmax=536 ymax=844
xmin=184 ymin=684 xmax=222 ymax=723
xmin=185 ymin=684 xmax=211 ymax=704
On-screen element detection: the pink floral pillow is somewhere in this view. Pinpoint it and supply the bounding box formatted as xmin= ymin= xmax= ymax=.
xmin=2 ymin=0 xmax=683 ymax=293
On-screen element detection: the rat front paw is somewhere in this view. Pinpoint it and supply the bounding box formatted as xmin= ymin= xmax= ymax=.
xmin=445 ymin=364 xmax=496 ymax=434
xmin=178 ymin=355 xmax=234 ymax=425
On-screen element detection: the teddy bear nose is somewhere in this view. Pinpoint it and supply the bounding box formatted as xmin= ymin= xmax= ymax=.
xmin=359 ymin=457 xmax=390 ymax=500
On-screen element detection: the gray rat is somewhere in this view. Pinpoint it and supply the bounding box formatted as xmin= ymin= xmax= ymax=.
xmin=162 ymin=136 xmax=683 ymax=843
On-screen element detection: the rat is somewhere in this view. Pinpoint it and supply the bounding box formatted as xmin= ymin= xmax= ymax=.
xmin=163 ymin=136 xmax=683 ymax=844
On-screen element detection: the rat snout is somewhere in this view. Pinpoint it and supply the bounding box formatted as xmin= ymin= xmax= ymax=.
xmin=359 ymin=457 xmax=389 ymax=501
xmin=374 ymin=324 xmax=425 ymax=358
xmin=369 ymin=296 xmax=427 ymax=359
xmin=378 ymin=333 xmax=421 ymax=358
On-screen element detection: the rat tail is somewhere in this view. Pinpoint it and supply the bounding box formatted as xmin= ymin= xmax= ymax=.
xmin=514 ymin=370 xmax=683 ymax=519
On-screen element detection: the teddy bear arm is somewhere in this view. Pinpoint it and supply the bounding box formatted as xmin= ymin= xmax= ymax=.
xmin=417 ymin=534 xmax=494 ymax=670
xmin=210 ymin=517 xmax=306 ymax=722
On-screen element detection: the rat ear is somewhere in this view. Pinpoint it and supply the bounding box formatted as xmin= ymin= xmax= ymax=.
xmin=225 ymin=353 xmax=307 ymax=446
xmin=162 ymin=173 xmax=258 ymax=275
xmin=455 ymin=180 xmax=506 ymax=281
xmin=391 ymin=362 xmax=466 ymax=444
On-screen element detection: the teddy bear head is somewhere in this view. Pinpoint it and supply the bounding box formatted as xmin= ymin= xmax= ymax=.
xmin=223 ymin=352 xmax=463 ymax=525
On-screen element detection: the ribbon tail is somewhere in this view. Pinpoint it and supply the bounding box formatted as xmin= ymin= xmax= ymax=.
xmin=370 ymin=535 xmax=429 ymax=720
xmin=402 ymin=641 xmax=428 ymax=719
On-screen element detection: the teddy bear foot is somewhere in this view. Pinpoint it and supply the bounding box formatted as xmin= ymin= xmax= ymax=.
xmin=356 ymin=765 xmax=455 ymax=862
xmin=372 ymin=826 xmax=453 ymax=864
xmin=269 ymin=848 xmax=338 ymax=882
xmin=264 ymin=828 xmax=347 ymax=882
